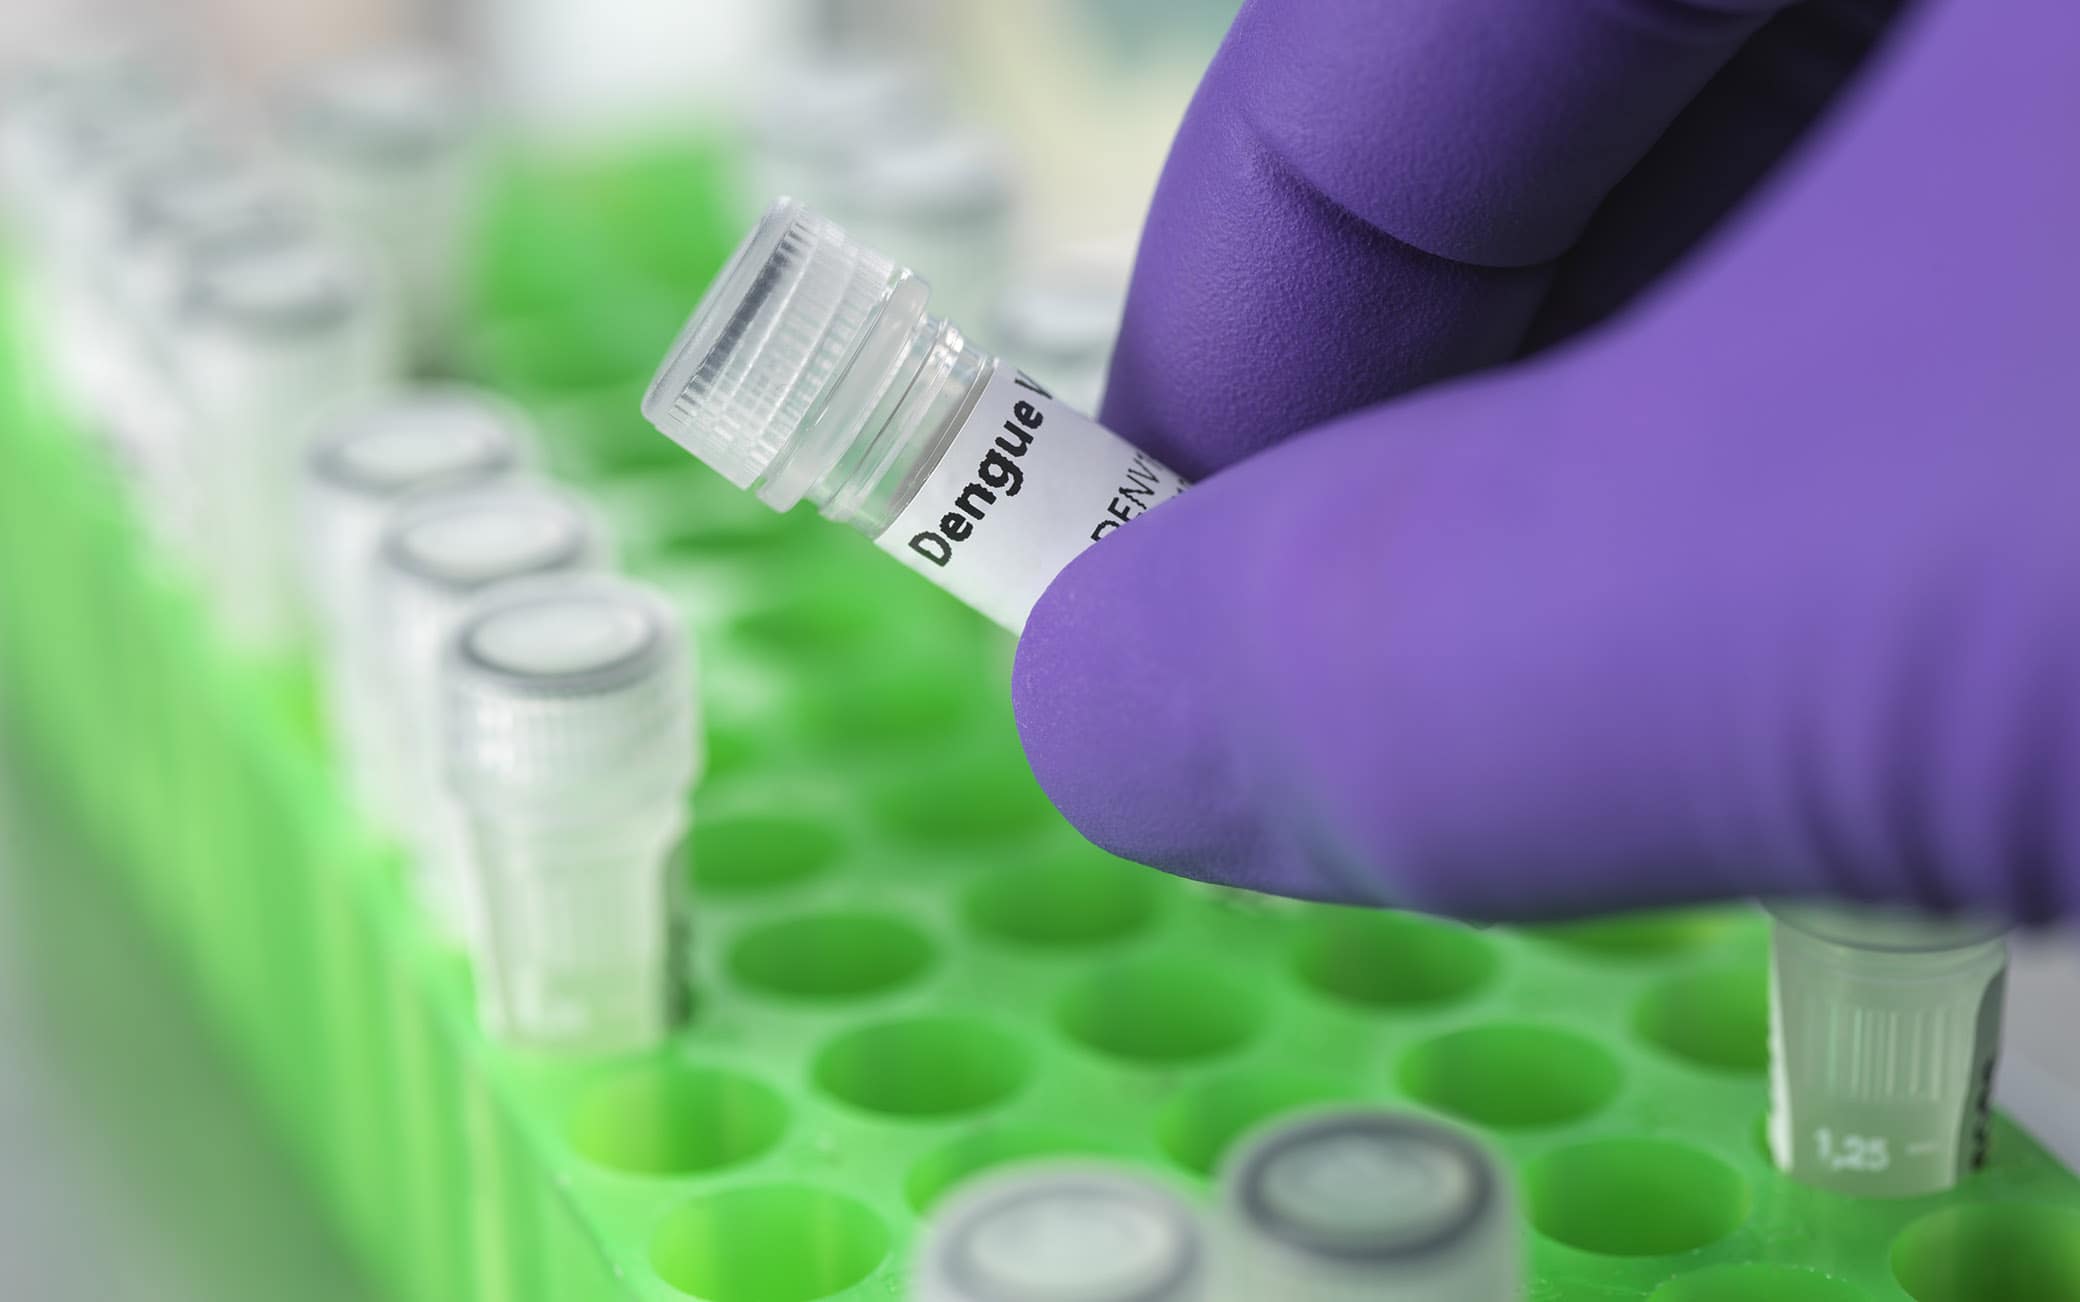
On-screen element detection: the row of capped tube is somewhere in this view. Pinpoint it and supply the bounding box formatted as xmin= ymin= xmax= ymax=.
xmin=1 ymin=35 xmax=698 ymax=1054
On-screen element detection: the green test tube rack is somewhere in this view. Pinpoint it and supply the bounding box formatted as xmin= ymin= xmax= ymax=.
xmin=1 ymin=138 xmax=2078 ymax=1302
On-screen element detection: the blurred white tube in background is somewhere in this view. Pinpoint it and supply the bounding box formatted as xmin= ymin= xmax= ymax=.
xmin=278 ymin=46 xmax=477 ymax=372
xmin=177 ymin=217 xmax=400 ymax=655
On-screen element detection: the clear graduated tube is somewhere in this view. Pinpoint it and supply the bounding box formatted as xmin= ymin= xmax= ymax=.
xmin=1767 ymin=901 xmax=2009 ymax=1197
xmin=915 ymin=1162 xmax=1209 ymax=1302
xmin=369 ymin=479 xmax=606 ymax=946
xmin=1215 ymin=1108 xmax=1519 ymax=1302
xmin=444 ymin=575 xmax=697 ymax=1053
xmin=642 ymin=199 xmax=1187 ymax=632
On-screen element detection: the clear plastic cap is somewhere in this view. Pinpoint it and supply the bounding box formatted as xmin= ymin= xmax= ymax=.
xmin=642 ymin=198 xmax=918 ymax=502
xmin=307 ymin=386 xmax=531 ymax=502
xmin=383 ymin=481 xmax=599 ymax=596
xmin=445 ymin=574 xmax=696 ymax=813
xmin=916 ymin=1162 xmax=1208 ymax=1302
xmin=181 ymin=217 xmax=366 ymax=336
xmin=1219 ymin=1108 xmax=1517 ymax=1302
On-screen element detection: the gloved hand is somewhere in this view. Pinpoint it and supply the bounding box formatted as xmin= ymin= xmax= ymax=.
xmin=1013 ymin=0 xmax=2080 ymax=922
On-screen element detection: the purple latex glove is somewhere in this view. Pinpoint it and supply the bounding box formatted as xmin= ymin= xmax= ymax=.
xmin=1014 ymin=0 xmax=2080 ymax=922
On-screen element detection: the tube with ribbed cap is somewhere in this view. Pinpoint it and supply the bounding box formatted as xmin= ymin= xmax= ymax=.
xmin=105 ymin=144 xmax=300 ymax=541
xmin=302 ymin=385 xmax=532 ymax=824
xmin=1767 ymin=901 xmax=2009 ymax=1197
xmin=915 ymin=1162 xmax=1209 ymax=1302
xmin=369 ymin=478 xmax=606 ymax=946
xmin=178 ymin=218 xmax=400 ymax=654
xmin=1214 ymin=1108 xmax=1519 ymax=1302
xmin=444 ymin=574 xmax=697 ymax=1052
xmin=641 ymin=198 xmax=1188 ymax=632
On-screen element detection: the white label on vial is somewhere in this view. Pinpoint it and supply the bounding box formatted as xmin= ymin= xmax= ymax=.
xmin=875 ymin=366 xmax=1188 ymax=631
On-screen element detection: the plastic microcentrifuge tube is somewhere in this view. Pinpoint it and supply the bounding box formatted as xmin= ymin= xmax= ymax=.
xmin=105 ymin=149 xmax=299 ymax=537
xmin=1767 ymin=901 xmax=2009 ymax=1197
xmin=642 ymin=199 xmax=1188 ymax=632
xmin=914 ymin=1162 xmax=1209 ymax=1302
xmin=1215 ymin=1107 xmax=1519 ymax=1302
xmin=443 ymin=574 xmax=697 ymax=1053
xmin=280 ymin=48 xmax=474 ymax=370
xmin=179 ymin=219 xmax=399 ymax=652
xmin=369 ymin=479 xmax=606 ymax=944
xmin=302 ymin=386 xmax=532 ymax=822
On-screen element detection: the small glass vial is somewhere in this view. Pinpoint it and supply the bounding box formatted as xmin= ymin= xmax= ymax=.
xmin=279 ymin=48 xmax=475 ymax=371
xmin=1215 ymin=1108 xmax=1519 ymax=1302
xmin=444 ymin=574 xmax=697 ymax=1053
xmin=915 ymin=1162 xmax=1209 ymax=1302
xmin=1767 ymin=901 xmax=2009 ymax=1197
xmin=368 ymin=479 xmax=606 ymax=945
xmin=302 ymin=386 xmax=532 ymax=824
xmin=642 ymin=199 xmax=1188 ymax=632
xmin=178 ymin=218 xmax=400 ymax=654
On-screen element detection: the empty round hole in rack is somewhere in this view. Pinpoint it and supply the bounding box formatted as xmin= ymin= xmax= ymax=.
xmin=813 ymin=1016 xmax=1031 ymax=1119
xmin=1526 ymin=1137 xmax=1749 ymax=1257
xmin=1289 ymin=908 xmax=1498 ymax=1012
xmin=1156 ymin=1069 xmax=1362 ymax=1178
xmin=691 ymin=813 xmax=841 ymax=896
xmin=651 ymin=1183 xmax=887 ymax=1301
xmin=568 ymin=1063 xmax=788 ymax=1177
xmin=1399 ymin=1023 xmax=1622 ymax=1129
xmin=728 ymin=910 xmax=935 ymax=1001
xmin=1633 ymin=961 xmax=1771 ymax=1074
xmin=1056 ymin=954 xmax=1266 ymax=1066
xmin=1891 ymin=1203 xmax=2080 ymax=1302
xmin=962 ymin=851 xmax=1160 ymax=951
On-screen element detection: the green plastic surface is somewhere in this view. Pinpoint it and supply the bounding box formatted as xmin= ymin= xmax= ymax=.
xmin=3 ymin=139 xmax=2080 ymax=1302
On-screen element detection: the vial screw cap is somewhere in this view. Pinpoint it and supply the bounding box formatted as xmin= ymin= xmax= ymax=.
xmin=915 ymin=1162 xmax=1208 ymax=1302
xmin=642 ymin=198 xmax=909 ymax=498
xmin=445 ymin=575 xmax=694 ymax=806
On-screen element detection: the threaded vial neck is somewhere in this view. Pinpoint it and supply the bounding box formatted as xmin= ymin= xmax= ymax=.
xmin=641 ymin=198 xmax=923 ymax=507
